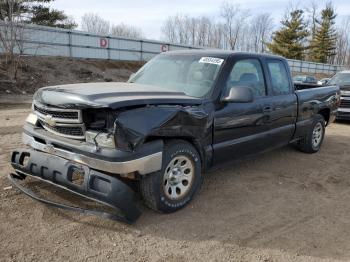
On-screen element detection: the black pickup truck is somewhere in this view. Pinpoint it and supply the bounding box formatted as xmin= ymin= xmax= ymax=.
xmin=9 ymin=51 xmax=340 ymax=223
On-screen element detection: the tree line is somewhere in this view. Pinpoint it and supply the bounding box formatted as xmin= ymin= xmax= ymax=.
xmin=162 ymin=4 xmax=273 ymax=54
xmin=80 ymin=13 xmax=143 ymax=39
xmin=161 ymin=1 xmax=350 ymax=66
xmin=1 ymin=0 xmax=349 ymax=66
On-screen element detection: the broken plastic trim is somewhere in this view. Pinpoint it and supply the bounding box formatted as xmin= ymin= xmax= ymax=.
xmin=10 ymin=149 xmax=142 ymax=224
xmin=8 ymin=173 xmax=135 ymax=224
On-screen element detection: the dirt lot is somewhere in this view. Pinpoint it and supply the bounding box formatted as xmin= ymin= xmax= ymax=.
xmin=1 ymin=100 xmax=350 ymax=262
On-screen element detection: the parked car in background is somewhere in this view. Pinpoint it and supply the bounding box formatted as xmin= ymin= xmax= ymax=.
xmin=328 ymin=70 xmax=350 ymax=120
xmin=318 ymin=78 xmax=330 ymax=86
xmin=293 ymin=75 xmax=318 ymax=84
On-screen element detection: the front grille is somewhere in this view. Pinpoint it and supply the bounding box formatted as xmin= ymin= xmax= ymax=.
xmin=33 ymin=103 xmax=81 ymax=123
xmin=34 ymin=104 xmax=78 ymax=120
xmin=340 ymin=86 xmax=350 ymax=91
xmin=34 ymin=102 xmax=85 ymax=139
xmin=337 ymin=111 xmax=350 ymax=119
xmin=340 ymin=99 xmax=350 ymax=108
xmin=40 ymin=120 xmax=85 ymax=139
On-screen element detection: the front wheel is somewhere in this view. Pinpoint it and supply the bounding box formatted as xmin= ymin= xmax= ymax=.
xmin=296 ymin=114 xmax=325 ymax=153
xmin=139 ymin=140 xmax=202 ymax=213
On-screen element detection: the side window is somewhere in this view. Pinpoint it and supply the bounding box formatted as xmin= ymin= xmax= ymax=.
xmin=267 ymin=60 xmax=291 ymax=95
xmin=226 ymin=59 xmax=266 ymax=97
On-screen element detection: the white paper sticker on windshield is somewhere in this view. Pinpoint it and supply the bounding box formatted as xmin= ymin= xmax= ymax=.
xmin=199 ymin=57 xmax=224 ymax=65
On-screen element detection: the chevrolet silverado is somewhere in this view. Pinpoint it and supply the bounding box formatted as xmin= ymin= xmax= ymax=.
xmin=9 ymin=51 xmax=340 ymax=223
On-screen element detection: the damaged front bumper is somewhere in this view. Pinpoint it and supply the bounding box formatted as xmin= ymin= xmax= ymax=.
xmin=10 ymin=149 xmax=142 ymax=223
xmin=22 ymin=123 xmax=163 ymax=176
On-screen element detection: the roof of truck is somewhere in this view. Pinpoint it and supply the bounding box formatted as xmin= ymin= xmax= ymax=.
xmin=162 ymin=49 xmax=285 ymax=60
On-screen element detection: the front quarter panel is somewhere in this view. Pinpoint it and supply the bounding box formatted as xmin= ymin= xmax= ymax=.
xmin=114 ymin=105 xmax=213 ymax=155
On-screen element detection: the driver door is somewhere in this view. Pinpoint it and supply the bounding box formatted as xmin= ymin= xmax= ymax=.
xmin=213 ymin=57 xmax=272 ymax=165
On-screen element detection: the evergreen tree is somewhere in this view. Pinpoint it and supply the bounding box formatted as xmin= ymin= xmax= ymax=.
xmin=267 ymin=9 xmax=309 ymax=60
xmin=0 ymin=0 xmax=76 ymax=29
xmin=30 ymin=5 xmax=77 ymax=29
xmin=0 ymin=1 xmax=28 ymax=21
xmin=309 ymin=2 xmax=337 ymax=63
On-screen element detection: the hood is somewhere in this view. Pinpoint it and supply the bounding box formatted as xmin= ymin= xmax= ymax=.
xmin=33 ymin=82 xmax=202 ymax=109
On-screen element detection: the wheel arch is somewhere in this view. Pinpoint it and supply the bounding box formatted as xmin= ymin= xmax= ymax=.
xmin=144 ymin=136 xmax=209 ymax=171
xmin=318 ymin=108 xmax=330 ymax=125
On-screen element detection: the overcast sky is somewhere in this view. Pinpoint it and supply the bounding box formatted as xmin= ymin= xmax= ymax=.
xmin=51 ymin=0 xmax=350 ymax=40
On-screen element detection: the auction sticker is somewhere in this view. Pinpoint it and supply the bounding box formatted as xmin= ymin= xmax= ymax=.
xmin=199 ymin=57 xmax=224 ymax=65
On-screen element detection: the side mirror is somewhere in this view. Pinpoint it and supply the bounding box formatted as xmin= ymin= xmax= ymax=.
xmin=221 ymin=86 xmax=254 ymax=103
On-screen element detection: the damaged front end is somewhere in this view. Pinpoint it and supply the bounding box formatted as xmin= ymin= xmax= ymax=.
xmin=9 ymin=82 xmax=212 ymax=223
xmin=10 ymin=149 xmax=142 ymax=223
xmin=115 ymin=105 xmax=212 ymax=152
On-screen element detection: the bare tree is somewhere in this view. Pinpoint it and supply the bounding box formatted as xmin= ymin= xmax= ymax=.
xmin=160 ymin=4 xmax=274 ymax=53
xmin=81 ymin=13 xmax=110 ymax=35
xmin=305 ymin=0 xmax=319 ymax=39
xmin=210 ymin=23 xmax=225 ymax=49
xmin=161 ymin=16 xmax=177 ymax=43
xmin=176 ymin=14 xmax=191 ymax=44
xmin=250 ymin=13 xmax=274 ymax=53
xmin=187 ymin=17 xmax=198 ymax=46
xmin=110 ymin=23 xmax=143 ymax=39
xmin=80 ymin=13 xmax=144 ymax=39
xmin=220 ymin=1 xmax=239 ymax=49
xmin=161 ymin=14 xmax=192 ymax=45
xmin=196 ymin=16 xmax=212 ymax=46
xmin=220 ymin=1 xmax=249 ymax=50
xmin=0 ymin=0 xmax=25 ymax=81
xmin=161 ymin=14 xmax=218 ymax=47
xmin=334 ymin=16 xmax=350 ymax=65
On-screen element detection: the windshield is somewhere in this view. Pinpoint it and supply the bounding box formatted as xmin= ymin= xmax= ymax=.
xmin=128 ymin=54 xmax=224 ymax=98
xmin=328 ymin=73 xmax=350 ymax=86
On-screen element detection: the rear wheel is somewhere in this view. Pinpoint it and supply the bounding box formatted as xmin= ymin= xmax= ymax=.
xmin=296 ymin=114 xmax=325 ymax=153
xmin=139 ymin=140 xmax=202 ymax=213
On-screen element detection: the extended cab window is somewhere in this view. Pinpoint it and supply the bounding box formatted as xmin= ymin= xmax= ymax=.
xmin=267 ymin=60 xmax=291 ymax=95
xmin=226 ymin=59 xmax=266 ymax=97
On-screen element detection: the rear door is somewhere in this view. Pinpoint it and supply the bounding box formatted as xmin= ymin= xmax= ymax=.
xmin=263 ymin=58 xmax=298 ymax=147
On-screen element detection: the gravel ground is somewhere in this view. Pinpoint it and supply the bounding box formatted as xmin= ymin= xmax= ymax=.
xmin=1 ymin=100 xmax=350 ymax=262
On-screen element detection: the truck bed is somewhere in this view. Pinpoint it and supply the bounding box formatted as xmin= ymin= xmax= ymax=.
xmin=295 ymin=85 xmax=339 ymax=121
xmin=294 ymin=83 xmax=322 ymax=90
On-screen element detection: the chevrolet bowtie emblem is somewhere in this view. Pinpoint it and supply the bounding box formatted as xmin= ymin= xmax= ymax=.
xmin=45 ymin=144 xmax=55 ymax=154
xmin=44 ymin=114 xmax=56 ymax=126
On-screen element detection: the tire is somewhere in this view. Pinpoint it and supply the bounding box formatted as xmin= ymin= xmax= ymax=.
xmin=296 ymin=114 xmax=325 ymax=154
xmin=139 ymin=140 xmax=202 ymax=213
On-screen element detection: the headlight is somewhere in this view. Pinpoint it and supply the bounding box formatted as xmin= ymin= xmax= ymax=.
xmin=85 ymin=130 xmax=116 ymax=149
xmin=26 ymin=113 xmax=38 ymax=126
